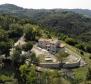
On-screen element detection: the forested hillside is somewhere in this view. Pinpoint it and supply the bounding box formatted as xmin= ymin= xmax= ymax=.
xmin=0 ymin=4 xmax=91 ymax=48
xmin=0 ymin=4 xmax=91 ymax=17
xmin=34 ymin=11 xmax=91 ymax=43
xmin=0 ymin=4 xmax=91 ymax=54
xmin=0 ymin=11 xmax=91 ymax=84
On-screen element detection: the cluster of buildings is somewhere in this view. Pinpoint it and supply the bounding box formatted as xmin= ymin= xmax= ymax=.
xmin=38 ymin=38 xmax=61 ymax=54
xmin=36 ymin=38 xmax=86 ymax=69
xmin=0 ymin=37 xmax=86 ymax=69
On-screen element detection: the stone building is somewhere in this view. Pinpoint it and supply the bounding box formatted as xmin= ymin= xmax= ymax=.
xmin=38 ymin=38 xmax=60 ymax=54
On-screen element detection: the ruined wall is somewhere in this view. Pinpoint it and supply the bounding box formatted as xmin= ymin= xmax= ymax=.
xmin=39 ymin=60 xmax=80 ymax=69
xmin=39 ymin=63 xmax=60 ymax=69
xmin=63 ymin=61 xmax=80 ymax=68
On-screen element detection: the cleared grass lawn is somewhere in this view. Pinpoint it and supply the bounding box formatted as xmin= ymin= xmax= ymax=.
xmin=61 ymin=41 xmax=91 ymax=66
xmin=73 ymin=67 xmax=87 ymax=81
xmin=60 ymin=40 xmax=91 ymax=83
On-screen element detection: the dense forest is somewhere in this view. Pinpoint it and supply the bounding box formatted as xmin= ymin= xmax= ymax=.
xmin=0 ymin=4 xmax=91 ymax=53
xmin=0 ymin=14 xmax=90 ymax=54
xmin=0 ymin=13 xmax=91 ymax=84
xmin=0 ymin=14 xmax=59 ymax=84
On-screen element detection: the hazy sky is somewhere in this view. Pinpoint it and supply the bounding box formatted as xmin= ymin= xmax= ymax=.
xmin=0 ymin=0 xmax=91 ymax=9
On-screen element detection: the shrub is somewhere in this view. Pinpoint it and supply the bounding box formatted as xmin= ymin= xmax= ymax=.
xmin=86 ymin=45 xmax=91 ymax=53
xmin=65 ymin=38 xmax=77 ymax=46
xmin=75 ymin=43 xmax=85 ymax=51
xmin=22 ymin=42 xmax=33 ymax=51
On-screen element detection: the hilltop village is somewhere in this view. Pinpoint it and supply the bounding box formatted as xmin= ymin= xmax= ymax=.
xmin=0 ymin=35 xmax=86 ymax=70
xmin=0 ymin=14 xmax=91 ymax=84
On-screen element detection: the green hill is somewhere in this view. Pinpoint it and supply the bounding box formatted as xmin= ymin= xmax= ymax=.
xmin=0 ymin=4 xmax=91 ymax=53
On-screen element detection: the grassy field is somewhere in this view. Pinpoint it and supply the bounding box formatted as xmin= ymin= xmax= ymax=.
xmin=61 ymin=41 xmax=91 ymax=83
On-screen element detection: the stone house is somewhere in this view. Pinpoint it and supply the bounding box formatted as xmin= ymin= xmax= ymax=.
xmin=38 ymin=38 xmax=60 ymax=54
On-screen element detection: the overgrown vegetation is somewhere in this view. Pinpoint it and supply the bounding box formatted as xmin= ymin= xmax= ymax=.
xmin=0 ymin=13 xmax=91 ymax=84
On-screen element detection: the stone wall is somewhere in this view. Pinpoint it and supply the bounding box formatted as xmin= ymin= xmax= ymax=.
xmin=39 ymin=63 xmax=60 ymax=69
xmin=39 ymin=59 xmax=81 ymax=69
xmin=63 ymin=61 xmax=80 ymax=68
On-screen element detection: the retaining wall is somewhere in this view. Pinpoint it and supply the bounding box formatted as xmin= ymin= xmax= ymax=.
xmin=39 ymin=59 xmax=81 ymax=69
xmin=39 ymin=63 xmax=60 ymax=69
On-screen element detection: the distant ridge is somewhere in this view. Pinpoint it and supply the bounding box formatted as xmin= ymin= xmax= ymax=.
xmin=0 ymin=4 xmax=23 ymax=11
xmin=0 ymin=4 xmax=91 ymax=17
